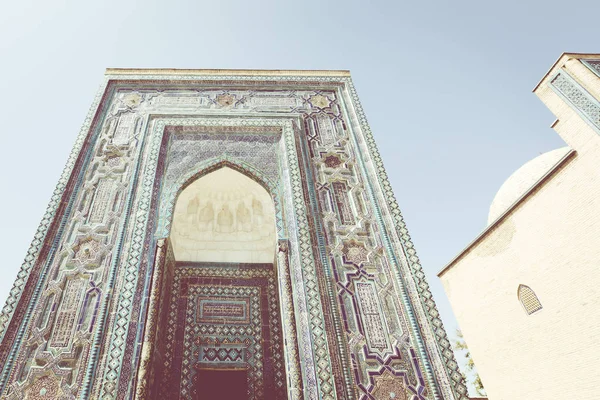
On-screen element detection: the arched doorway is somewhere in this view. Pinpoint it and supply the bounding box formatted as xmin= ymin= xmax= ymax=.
xmin=142 ymin=167 xmax=287 ymax=400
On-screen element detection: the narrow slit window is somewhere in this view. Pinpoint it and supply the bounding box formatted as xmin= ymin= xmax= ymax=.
xmin=518 ymin=284 xmax=542 ymax=315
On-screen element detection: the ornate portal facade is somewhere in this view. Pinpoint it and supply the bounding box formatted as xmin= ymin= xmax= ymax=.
xmin=0 ymin=69 xmax=467 ymax=400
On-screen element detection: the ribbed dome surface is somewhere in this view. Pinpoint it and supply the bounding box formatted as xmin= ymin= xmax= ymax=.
xmin=488 ymin=147 xmax=571 ymax=224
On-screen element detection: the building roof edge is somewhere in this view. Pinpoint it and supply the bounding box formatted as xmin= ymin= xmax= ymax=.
xmin=104 ymin=68 xmax=351 ymax=77
xmin=533 ymin=52 xmax=600 ymax=92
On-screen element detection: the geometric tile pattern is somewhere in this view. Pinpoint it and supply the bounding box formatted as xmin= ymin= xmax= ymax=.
xmin=582 ymin=59 xmax=600 ymax=78
xmin=550 ymin=70 xmax=600 ymax=132
xmin=0 ymin=72 xmax=469 ymax=400
xmin=177 ymin=280 xmax=275 ymax=399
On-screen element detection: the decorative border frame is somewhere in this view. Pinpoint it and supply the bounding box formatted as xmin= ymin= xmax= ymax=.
xmin=0 ymin=81 xmax=108 ymax=343
xmin=549 ymin=69 xmax=600 ymax=134
xmin=581 ymin=59 xmax=600 ymax=79
xmin=0 ymin=82 xmax=117 ymax=393
xmin=91 ymin=117 xmax=337 ymax=400
xmin=340 ymin=79 xmax=466 ymax=398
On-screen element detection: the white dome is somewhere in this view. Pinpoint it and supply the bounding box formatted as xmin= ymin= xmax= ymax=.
xmin=488 ymin=147 xmax=571 ymax=224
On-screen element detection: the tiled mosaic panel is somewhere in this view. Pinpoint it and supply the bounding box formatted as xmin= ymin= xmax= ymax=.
xmin=582 ymin=59 xmax=600 ymax=78
xmin=0 ymin=90 xmax=143 ymax=399
xmin=152 ymin=263 xmax=286 ymax=400
xmin=0 ymin=80 xmax=469 ymax=400
xmin=298 ymin=101 xmax=434 ymax=399
xmin=550 ymin=70 xmax=600 ymax=132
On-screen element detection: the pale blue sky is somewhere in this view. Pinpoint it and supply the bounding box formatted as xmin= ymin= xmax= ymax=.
xmin=0 ymin=0 xmax=596 ymax=393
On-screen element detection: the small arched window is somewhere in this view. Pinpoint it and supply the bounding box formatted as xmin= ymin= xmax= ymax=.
xmin=517 ymin=284 xmax=542 ymax=315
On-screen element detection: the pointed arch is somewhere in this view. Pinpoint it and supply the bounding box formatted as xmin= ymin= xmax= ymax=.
xmin=178 ymin=158 xmax=277 ymax=198
xmin=517 ymin=284 xmax=543 ymax=315
xmin=169 ymin=165 xmax=277 ymax=263
xmin=156 ymin=157 xmax=280 ymax=239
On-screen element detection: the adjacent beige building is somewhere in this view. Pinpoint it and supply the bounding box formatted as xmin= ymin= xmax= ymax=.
xmin=439 ymin=53 xmax=600 ymax=400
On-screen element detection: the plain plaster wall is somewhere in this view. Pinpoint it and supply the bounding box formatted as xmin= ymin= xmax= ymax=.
xmin=439 ymin=56 xmax=600 ymax=400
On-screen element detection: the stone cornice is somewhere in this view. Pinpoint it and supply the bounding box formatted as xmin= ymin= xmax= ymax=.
xmin=105 ymin=68 xmax=351 ymax=77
